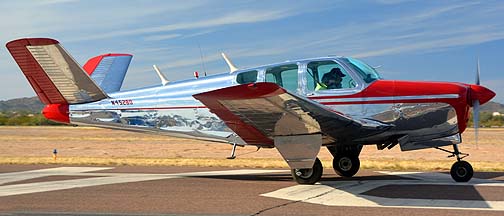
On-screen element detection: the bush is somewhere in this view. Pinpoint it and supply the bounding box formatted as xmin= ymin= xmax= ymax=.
xmin=0 ymin=112 xmax=63 ymax=126
xmin=468 ymin=112 xmax=504 ymax=127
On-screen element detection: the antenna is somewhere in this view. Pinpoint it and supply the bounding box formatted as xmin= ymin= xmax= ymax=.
xmin=221 ymin=52 xmax=238 ymax=73
xmin=153 ymin=65 xmax=169 ymax=86
xmin=198 ymin=43 xmax=207 ymax=76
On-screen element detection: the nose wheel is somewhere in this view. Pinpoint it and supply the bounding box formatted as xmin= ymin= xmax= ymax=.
xmin=291 ymin=157 xmax=323 ymax=184
xmin=450 ymin=160 xmax=473 ymax=182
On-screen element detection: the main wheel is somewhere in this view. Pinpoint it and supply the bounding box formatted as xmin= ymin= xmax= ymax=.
xmin=291 ymin=158 xmax=323 ymax=184
xmin=450 ymin=161 xmax=473 ymax=182
xmin=333 ymin=155 xmax=360 ymax=177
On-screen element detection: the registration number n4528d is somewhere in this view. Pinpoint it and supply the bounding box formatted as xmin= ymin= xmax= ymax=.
xmin=111 ymin=99 xmax=133 ymax=106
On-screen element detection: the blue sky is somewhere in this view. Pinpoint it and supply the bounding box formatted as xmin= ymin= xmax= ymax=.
xmin=1 ymin=0 xmax=503 ymax=103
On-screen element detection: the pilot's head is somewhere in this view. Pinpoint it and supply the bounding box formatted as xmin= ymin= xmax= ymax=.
xmin=329 ymin=68 xmax=346 ymax=78
xmin=323 ymin=68 xmax=345 ymax=88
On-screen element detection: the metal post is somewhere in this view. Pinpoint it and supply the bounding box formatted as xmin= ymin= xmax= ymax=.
xmin=227 ymin=143 xmax=237 ymax=159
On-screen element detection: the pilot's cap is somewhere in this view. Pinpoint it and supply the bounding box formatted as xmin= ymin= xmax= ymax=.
xmin=330 ymin=68 xmax=346 ymax=77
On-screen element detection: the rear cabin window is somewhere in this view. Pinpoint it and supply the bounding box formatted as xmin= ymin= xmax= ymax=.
xmin=265 ymin=64 xmax=298 ymax=92
xmin=236 ymin=70 xmax=258 ymax=84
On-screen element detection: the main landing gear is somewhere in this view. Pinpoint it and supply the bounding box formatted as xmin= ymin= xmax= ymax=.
xmin=333 ymin=154 xmax=360 ymax=177
xmin=291 ymin=158 xmax=323 ymax=184
xmin=328 ymin=145 xmax=361 ymax=178
xmin=291 ymin=145 xmax=363 ymax=185
xmin=436 ymin=144 xmax=473 ymax=182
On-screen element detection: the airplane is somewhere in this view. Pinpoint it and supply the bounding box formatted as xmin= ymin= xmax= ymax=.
xmin=6 ymin=38 xmax=496 ymax=184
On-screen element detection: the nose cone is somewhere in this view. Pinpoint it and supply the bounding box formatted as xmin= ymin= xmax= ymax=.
xmin=470 ymin=85 xmax=496 ymax=105
xmin=42 ymin=104 xmax=69 ymax=123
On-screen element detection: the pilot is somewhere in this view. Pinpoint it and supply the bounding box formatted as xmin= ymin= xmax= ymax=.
xmin=316 ymin=68 xmax=345 ymax=90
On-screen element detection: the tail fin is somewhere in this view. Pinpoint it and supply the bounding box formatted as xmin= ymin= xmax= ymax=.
xmin=6 ymin=38 xmax=107 ymax=104
xmin=83 ymin=53 xmax=132 ymax=93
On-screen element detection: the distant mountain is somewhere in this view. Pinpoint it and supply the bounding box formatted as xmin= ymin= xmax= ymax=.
xmin=0 ymin=96 xmax=503 ymax=114
xmin=0 ymin=96 xmax=44 ymax=113
xmin=480 ymin=101 xmax=504 ymax=113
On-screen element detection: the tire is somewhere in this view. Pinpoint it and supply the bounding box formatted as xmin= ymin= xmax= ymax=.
xmin=291 ymin=158 xmax=323 ymax=184
xmin=450 ymin=161 xmax=473 ymax=182
xmin=333 ymin=155 xmax=360 ymax=177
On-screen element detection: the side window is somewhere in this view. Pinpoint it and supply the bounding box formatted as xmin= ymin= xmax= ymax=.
xmin=306 ymin=61 xmax=355 ymax=91
xmin=265 ymin=73 xmax=276 ymax=83
xmin=265 ymin=64 xmax=298 ymax=92
xmin=236 ymin=70 xmax=258 ymax=84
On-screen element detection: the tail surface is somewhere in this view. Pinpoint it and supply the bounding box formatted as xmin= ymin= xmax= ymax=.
xmin=83 ymin=53 xmax=132 ymax=93
xmin=6 ymin=38 xmax=107 ymax=104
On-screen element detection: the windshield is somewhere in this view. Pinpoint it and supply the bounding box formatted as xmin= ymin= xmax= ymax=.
xmin=343 ymin=57 xmax=382 ymax=83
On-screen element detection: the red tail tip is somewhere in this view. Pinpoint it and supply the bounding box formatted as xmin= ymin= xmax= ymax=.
xmin=42 ymin=104 xmax=69 ymax=123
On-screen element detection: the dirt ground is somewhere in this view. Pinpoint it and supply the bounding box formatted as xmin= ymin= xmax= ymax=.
xmin=0 ymin=126 xmax=502 ymax=164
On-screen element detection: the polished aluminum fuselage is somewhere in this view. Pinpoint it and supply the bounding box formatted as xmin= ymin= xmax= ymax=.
xmin=69 ymin=57 xmax=459 ymax=149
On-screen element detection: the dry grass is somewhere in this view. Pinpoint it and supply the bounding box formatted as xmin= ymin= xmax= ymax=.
xmin=1 ymin=157 xmax=503 ymax=172
xmin=1 ymin=126 xmax=503 ymax=171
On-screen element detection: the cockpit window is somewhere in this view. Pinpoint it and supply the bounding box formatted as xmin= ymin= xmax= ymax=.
xmin=343 ymin=57 xmax=382 ymax=83
xmin=306 ymin=60 xmax=355 ymax=91
xmin=236 ymin=70 xmax=258 ymax=84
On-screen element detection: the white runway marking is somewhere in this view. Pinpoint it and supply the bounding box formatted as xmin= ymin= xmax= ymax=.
xmin=0 ymin=167 xmax=284 ymax=197
xmin=0 ymin=167 xmax=112 ymax=185
xmin=262 ymin=172 xmax=504 ymax=211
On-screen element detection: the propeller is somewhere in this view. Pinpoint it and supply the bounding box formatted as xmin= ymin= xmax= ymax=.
xmin=473 ymin=58 xmax=480 ymax=149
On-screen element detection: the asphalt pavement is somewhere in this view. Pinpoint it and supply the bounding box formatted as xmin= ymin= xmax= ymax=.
xmin=0 ymin=165 xmax=503 ymax=216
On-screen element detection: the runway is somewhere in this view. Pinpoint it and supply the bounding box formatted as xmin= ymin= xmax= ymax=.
xmin=0 ymin=165 xmax=503 ymax=215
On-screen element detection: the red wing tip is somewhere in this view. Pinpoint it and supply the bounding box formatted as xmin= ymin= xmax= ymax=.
xmin=6 ymin=38 xmax=60 ymax=48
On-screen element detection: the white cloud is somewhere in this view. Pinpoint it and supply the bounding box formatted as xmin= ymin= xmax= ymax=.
xmin=68 ymin=9 xmax=296 ymax=42
xmin=143 ymin=34 xmax=181 ymax=41
xmin=36 ymin=0 xmax=79 ymax=5
xmin=374 ymin=0 xmax=415 ymax=5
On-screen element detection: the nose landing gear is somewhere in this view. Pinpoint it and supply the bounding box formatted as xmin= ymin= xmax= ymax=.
xmin=436 ymin=144 xmax=473 ymax=182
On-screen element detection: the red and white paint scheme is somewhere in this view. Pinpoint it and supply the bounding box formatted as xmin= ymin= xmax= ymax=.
xmin=6 ymin=38 xmax=495 ymax=184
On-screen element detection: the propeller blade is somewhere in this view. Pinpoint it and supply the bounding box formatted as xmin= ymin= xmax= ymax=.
xmin=476 ymin=58 xmax=480 ymax=85
xmin=473 ymin=99 xmax=480 ymax=149
xmin=474 ymin=58 xmax=481 ymax=148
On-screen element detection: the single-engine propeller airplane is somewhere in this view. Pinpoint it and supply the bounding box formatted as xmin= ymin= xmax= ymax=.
xmin=6 ymin=38 xmax=495 ymax=184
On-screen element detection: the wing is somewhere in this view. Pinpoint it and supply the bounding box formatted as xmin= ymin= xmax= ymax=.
xmin=193 ymin=83 xmax=392 ymax=168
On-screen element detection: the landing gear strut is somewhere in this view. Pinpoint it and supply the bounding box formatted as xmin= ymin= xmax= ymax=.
xmin=436 ymin=144 xmax=473 ymax=182
xmin=291 ymin=157 xmax=323 ymax=184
